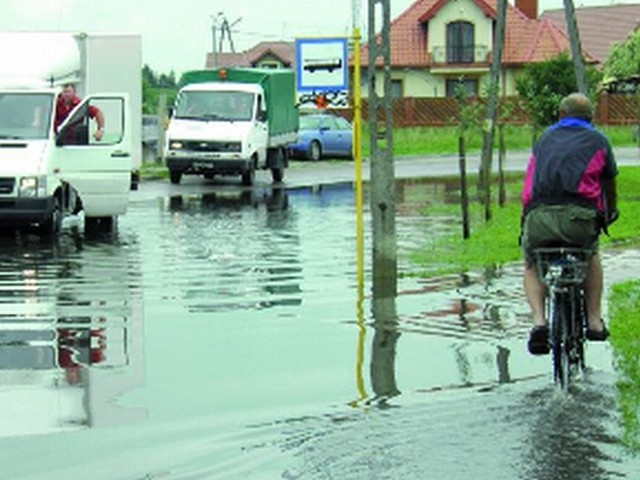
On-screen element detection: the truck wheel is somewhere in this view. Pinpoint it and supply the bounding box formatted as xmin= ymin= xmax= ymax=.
xmin=241 ymin=167 xmax=255 ymax=186
xmin=270 ymin=148 xmax=285 ymax=183
xmin=169 ymin=170 xmax=182 ymax=185
xmin=271 ymin=166 xmax=284 ymax=183
xmin=308 ymin=141 xmax=322 ymax=162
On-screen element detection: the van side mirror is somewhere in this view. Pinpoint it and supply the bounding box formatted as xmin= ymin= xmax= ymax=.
xmin=258 ymin=110 xmax=268 ymax=122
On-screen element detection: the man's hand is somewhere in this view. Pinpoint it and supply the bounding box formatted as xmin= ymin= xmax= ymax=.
xmin=93 ymin=129 xmax=104 ymax=142
xmin=608 ymin=208 xmax=620 ymax=225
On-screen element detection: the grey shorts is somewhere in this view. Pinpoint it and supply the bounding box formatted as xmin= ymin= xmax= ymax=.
xmin=521 ymin=204 xmax=599 ymax=264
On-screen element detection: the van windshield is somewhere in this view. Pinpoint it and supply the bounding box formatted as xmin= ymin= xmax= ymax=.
xmin=0 ymin=93 xmax=53 ymax=140
xmin=174 ymin=91 xmax=254 ymax=122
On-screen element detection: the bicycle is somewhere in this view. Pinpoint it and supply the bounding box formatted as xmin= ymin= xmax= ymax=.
xmin=533 ymin=246 xmax=592 ymax=390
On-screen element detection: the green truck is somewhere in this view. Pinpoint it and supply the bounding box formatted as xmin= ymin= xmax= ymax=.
xmin=165 ymin=68 xmax=299 ymax=186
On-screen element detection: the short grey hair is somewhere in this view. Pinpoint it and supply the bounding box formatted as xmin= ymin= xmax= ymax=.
xmin=559 ymin=93 xmax=593 ymax=121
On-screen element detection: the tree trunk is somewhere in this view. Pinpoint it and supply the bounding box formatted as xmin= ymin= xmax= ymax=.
xmin=459 ymin=134 xmax=470 ymax=240
xmin=479 ymin=0 xmax=507 ymax=222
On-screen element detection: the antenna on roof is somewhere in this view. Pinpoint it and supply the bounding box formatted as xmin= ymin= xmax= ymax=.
xmin=219 ymin=14 xmax=242 ymax=54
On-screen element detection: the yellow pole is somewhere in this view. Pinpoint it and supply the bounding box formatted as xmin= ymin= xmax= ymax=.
xmin=353 ymin=25 xmax=367 ymax=406
xmin=354 ymin=27 xmax=364 ymax=297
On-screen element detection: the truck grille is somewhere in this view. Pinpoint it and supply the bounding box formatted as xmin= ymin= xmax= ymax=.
xmin=0 ymin=177 xmax=15 ymax=195
xmin=180 ymin=140 xmax=241 ymax=153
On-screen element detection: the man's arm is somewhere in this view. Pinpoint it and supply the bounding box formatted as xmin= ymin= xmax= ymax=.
xmin=88 ymin=105 xmax=105 ymax=141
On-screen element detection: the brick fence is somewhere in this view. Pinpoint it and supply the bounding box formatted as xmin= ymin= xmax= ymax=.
xmin=329 ymin=93 xmax=640 ymax=127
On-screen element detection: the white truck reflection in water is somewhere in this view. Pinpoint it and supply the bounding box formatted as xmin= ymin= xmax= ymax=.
xmin=0 ymin=233 xmax=145 ymax=437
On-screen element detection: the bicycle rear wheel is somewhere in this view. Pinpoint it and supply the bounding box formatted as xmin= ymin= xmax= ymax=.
xmin=551 ymin=292 xmax=570 ymax=390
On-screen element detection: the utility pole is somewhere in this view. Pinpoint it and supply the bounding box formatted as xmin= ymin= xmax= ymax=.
xmin=210 ymin=12 xmax=223 ymax=68
xmin=563 ymin=0 xmax=587 ymax=94
xmin=479 ymin=0 xmax=507 ymax=222
xmin=368 ymin=0 xmax=397 ymax=298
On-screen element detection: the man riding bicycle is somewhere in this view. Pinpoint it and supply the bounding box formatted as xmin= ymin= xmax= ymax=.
xmin=520 ymin=93 xmax=619 ymax=355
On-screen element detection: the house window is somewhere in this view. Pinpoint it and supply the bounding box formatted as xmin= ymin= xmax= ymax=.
xmin=259 ymin=61 xmax=280 ymax=69
xmin=391 ymin=80 xmax=403 ymax=98
xmin=447 ymin=21 xmax=474 ymax=63
xmin=446 ymin=78 xmax=478 ymax=98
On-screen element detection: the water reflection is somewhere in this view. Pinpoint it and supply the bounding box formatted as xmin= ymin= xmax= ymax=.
xmin=370 ymin=295 xmax=401 ymax=405
xmin=162 ymin=187 xmax=302 ymax=312
xmin=0 ymin=229 xmax=145 ymax=436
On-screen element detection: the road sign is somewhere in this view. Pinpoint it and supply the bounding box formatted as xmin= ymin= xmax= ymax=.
xmin=295 ymin=37 xmax=348 ymax=109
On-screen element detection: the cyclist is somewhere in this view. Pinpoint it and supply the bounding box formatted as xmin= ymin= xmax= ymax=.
xmin=520 ymin=92 xmax=619 ymax=355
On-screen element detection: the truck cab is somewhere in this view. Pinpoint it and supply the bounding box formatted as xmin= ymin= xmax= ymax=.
xmin=166 ymin=83 xmax=268 ymax=186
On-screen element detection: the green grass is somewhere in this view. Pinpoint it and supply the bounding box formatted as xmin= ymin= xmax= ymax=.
xmin=609 ymin=280 xmax=640 ymax=453
xmin=360 ymin=124 xmax=638 ymax=157
xmin=410 ymin=165 xmax=640 ymax=276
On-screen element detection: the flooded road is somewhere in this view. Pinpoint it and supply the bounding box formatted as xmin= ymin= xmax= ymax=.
xmin=1 ymin=177 xmax=639 ymax=479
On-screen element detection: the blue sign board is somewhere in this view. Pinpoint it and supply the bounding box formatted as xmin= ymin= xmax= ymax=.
xmin=295 ymin=37 xmax=348 ymax=92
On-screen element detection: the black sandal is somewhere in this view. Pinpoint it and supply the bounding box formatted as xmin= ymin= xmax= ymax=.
xmin=586 ymin=319 xmax=610 ymax=341
xmin=528 ymin=325 xmax=550 ymax=355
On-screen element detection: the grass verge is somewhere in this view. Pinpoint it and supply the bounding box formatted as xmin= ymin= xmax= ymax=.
xmin=609 ymin=280 xmax=640 ymax=453
xmin=410 ymin=165 xmax=640 ymax=276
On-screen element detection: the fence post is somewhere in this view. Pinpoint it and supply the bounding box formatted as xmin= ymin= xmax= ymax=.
xmin=404 ymin=97 xmax=415 ymax=127
xmin=599 ymin=92 xmax=610 ymax=125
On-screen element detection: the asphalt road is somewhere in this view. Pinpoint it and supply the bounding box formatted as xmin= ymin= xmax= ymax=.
xmin=138 ymin=146 xmax=640 ymax=199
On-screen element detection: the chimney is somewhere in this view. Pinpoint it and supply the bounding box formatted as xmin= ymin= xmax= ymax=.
xmin=515 ymin=0 xmax=538 ymax=19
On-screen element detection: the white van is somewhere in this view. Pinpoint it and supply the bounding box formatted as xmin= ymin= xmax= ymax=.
xmin=0 ymin=32 xmax=141 ymax=233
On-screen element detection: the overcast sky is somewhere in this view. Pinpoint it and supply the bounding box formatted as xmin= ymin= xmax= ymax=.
xmin=0 ymin=0 xmax=634 ymax=76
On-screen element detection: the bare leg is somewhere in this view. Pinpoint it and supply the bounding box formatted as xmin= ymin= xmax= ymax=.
xmin=524 ymin=263 xmax=546 ymax=327
xmin=584 ymin=253 xmax=604 ymax=331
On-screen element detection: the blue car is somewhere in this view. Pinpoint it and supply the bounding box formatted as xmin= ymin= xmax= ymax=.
xmin=289 ymin=113 xmax=353 ymax=161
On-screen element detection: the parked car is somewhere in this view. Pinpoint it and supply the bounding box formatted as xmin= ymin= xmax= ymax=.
xmin=289 ymin=113 xmax=353 ymax=161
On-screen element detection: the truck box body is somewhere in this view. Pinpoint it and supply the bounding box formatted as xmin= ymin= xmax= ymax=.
xmin=178 ymin=68 xmax=298 ymax=140
xmin=0 ymin=32 xmax=142 ymax=233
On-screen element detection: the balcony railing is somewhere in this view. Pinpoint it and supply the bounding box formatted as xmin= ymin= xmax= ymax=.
xmin=430 ymin=45 xmax=489 ymax=65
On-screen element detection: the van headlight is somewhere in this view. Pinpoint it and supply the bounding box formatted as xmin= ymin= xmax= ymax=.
xmin=19 ymin=176 xmax=47 ymax=197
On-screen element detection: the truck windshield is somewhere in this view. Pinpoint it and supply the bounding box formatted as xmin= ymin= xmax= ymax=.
xmin=174 ymin=91 xmax=255 ymax=122
xmin=0 ymin=93 xmax=53 ymax=140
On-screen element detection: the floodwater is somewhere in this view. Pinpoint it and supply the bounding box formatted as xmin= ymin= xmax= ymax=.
xmin=0 ymin=178 xmax=639 ymax=480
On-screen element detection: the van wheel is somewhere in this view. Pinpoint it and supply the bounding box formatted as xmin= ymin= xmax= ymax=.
xmin=169 ymin=170 xmax=182 ymax=185
xmin=41 ymin=196 xmax=62 ymax=235
xmin=241 ymin=167 xmax=255 ymax=186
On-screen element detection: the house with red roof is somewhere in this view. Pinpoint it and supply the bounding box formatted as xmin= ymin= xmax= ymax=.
xmin=541 ymin=3 xmax=640 ymax=67
xmin=359 ymin=0 xmax=592 ymax=98
xmin=205 ymin=41 xmax=295 ymax=70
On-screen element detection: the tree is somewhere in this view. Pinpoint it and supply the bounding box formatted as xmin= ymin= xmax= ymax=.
xmin=142 ymin=65 xmax=178 ymax=114
xmin=604 ymin=29 xmax=640 ymax=80
xmin=515 ymin=52 xmax=602 ymax=130
xmin=142 ymin=64 xmax=157 ymax=87
xmin=453 ymin=79 xmax=483 ymax=240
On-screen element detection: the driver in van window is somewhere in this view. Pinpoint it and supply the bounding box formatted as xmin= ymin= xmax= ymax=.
xmin=55 ymin=83 xmax=105 ymax=142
